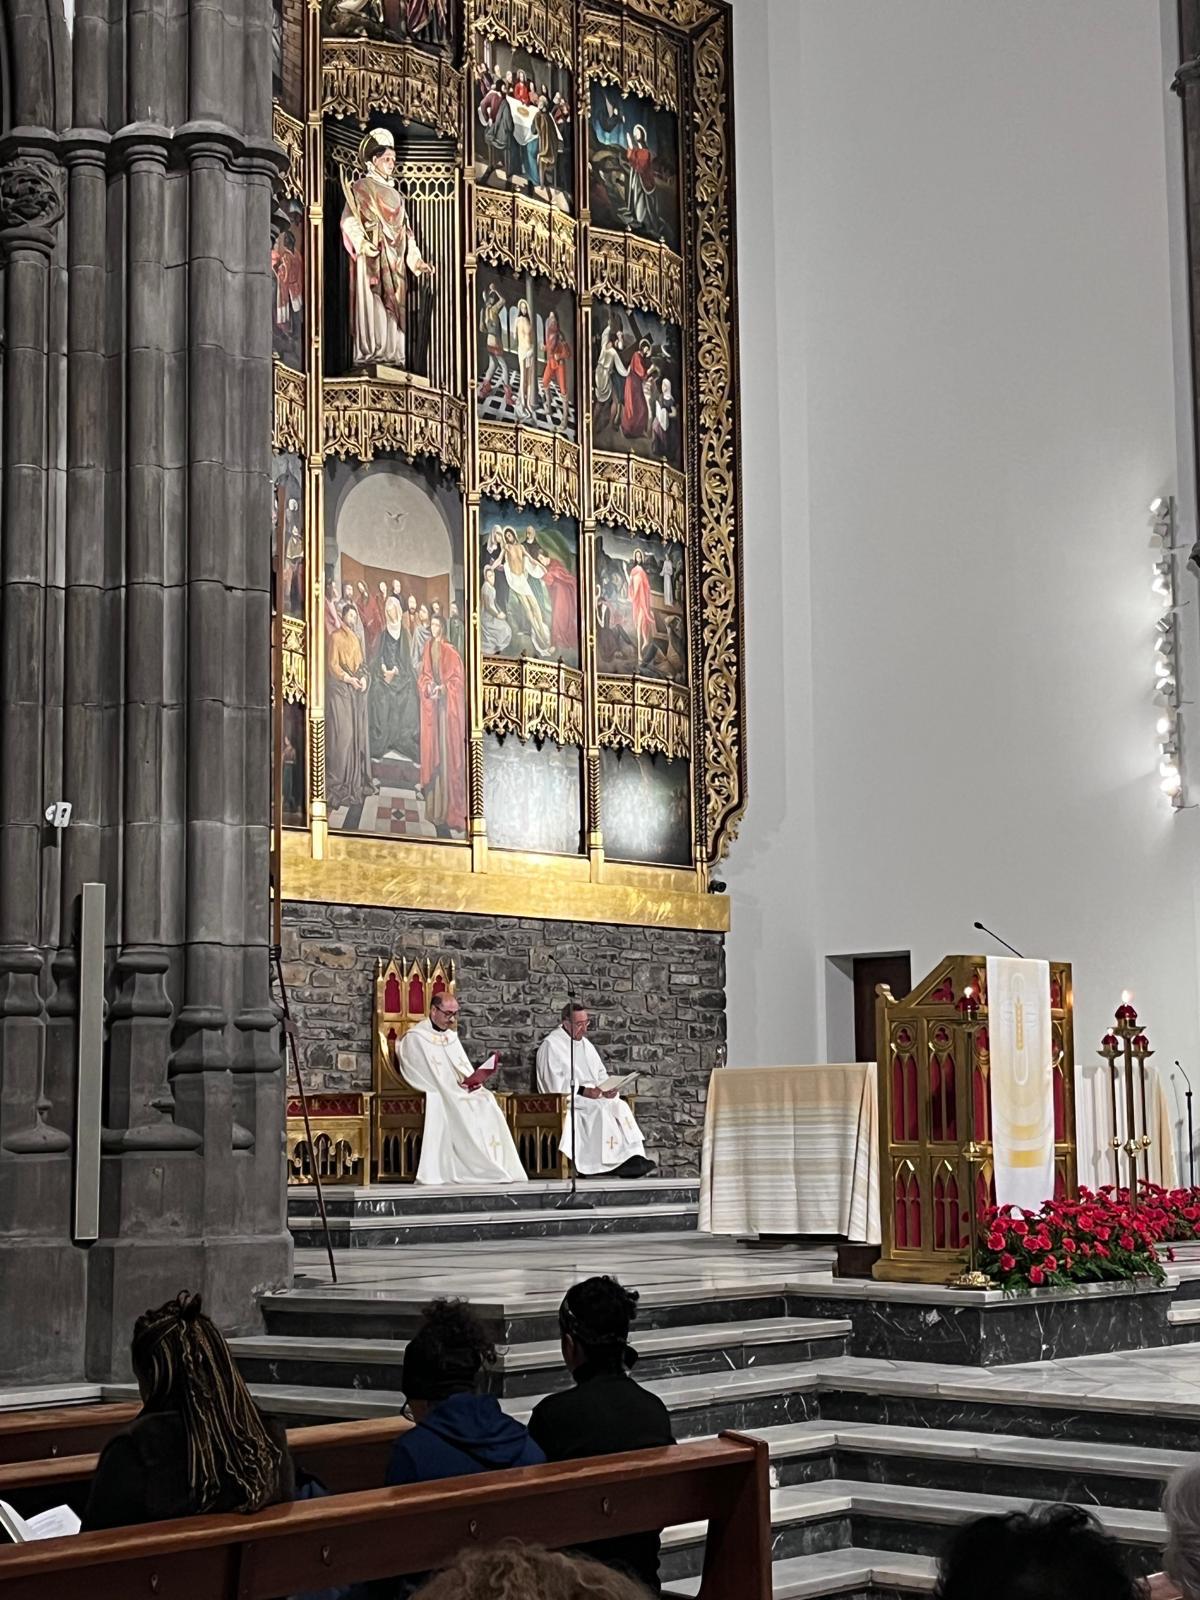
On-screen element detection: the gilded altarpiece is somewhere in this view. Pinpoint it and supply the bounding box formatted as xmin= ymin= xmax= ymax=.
xmin=272 ymin=0 xmax=744 ymax=930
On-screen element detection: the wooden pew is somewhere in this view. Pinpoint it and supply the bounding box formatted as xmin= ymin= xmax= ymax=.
xmin=0 ymin=1403 xmax=141 ymax=1465
xmin=0 ymin=1433 xmax=770 ymax=1600
xmin=0 ymin=1415 xmax=411 ymax=1520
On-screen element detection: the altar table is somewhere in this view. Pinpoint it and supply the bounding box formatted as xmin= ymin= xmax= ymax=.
xmin=699 ymin=1064 xmax=881 ymax=1242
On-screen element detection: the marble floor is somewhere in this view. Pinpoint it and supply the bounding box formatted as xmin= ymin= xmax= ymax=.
xmin=292 ymin=1230 xmax=834 ymax=1312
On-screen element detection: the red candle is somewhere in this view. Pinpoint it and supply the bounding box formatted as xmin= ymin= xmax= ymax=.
xmin=1100 ymin=1032 xmax=1119 ymax=1052
xmin=1132 ymin=1033 xmax=1150 ymax=1054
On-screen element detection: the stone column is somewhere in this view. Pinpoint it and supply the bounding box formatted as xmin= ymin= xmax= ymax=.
xmin=0 ymin=149 xmax=82 ymax=1383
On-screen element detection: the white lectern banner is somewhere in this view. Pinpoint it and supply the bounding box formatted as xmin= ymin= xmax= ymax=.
xmin=987 ymin=957 xmax=1055 ymax=1213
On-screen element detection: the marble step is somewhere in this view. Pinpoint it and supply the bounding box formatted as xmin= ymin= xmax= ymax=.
xmin=812 ymin=1353 xmax=1200 ymax=1453
xmin=288 ymin=1177 xmax=699 ymax=1221
xmin=657 ymin=1478 xmax=1166 ymax=1582
xmin=750 ymin=1419 xmax=1186 ymax=1510
xmin=288 ymin=1201 xmax=698 ymax=1249
xmin=222 ymin=1358 xmax=826 ymax=1438
xmin=668 ymin=1547 xmax=937 ymax=1598
xmin=261 ymin=1281 xmax=803 ymax=1344
xmin=229 ymin=1316 xmax=852 ymax=1398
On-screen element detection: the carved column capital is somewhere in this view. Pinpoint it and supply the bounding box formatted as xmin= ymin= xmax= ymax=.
xmin=0 ymin=155 xmax=64 ymax=253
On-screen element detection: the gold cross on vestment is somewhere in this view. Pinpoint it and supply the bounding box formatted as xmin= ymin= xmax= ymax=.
xmin=606 ymin=1132 xmax=619 ymax=1152
xmin=489 ymin=1134 xmax=501 ymax=1158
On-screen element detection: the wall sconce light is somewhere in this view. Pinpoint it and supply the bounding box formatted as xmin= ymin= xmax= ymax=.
xmin=1150 ymin=497 xmax=1186 ymax=810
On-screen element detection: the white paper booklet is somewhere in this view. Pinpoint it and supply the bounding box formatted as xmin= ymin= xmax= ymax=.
xmin=597 ymin=1072 xmax=637 ymax=1094
xmin=476 ymin=1052 xmax=499 ymax=1075
xmin=0 ymin=1498 xmax=81 ymax=1543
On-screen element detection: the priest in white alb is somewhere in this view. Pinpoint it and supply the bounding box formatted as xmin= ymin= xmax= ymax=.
xmin=536 ymin=1003 xmax=654 ymax=1178
xmin=398 ymin=991 xmax=527 ymax=1185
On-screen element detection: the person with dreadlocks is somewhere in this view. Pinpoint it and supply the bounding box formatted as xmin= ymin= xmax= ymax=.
xmin=385 ymin=1298 xmax=543 ymax=1486
xmin=82 ymin=1291 xmax=294 ymax=1531
xmin=527 ymin=1277 xmax=674 ymax=1595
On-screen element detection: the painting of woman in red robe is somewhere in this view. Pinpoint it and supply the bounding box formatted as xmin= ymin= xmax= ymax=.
xmin=417 ymin=616 xmax=467 ymax=835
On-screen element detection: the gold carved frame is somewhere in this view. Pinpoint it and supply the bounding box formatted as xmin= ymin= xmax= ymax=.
xmin=272 ymin=0 xmax=744 ymax=934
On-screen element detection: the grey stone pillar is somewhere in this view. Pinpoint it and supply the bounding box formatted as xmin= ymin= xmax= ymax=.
xmin=0 ymin=0 xmax=291 ymax=1385
xmin=0 ymin=150 xmax=82 ymax=1383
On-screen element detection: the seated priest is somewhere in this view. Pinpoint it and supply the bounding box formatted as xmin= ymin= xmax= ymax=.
xmin=398 ymin=992 xmax=528 ymax=1185
xmin=536 ymin=1003 xmax=655 ymax=1179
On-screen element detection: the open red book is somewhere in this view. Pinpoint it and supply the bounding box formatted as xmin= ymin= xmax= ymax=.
xmin=463 ymin=1052 xmax=500 ymax=1091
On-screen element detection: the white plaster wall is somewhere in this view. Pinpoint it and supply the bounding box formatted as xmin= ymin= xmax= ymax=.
xmin=726 ymin=0 xmax=1200 ymax=1167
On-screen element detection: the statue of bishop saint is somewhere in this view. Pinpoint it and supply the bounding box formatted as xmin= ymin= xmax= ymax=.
xmin=536 ymin=1003 xmax=654 ymax=1178
xmin=340 ymin=127 xmax=434 ymax=373
xmin=398 ymin=993 xmax=527 ymax=1185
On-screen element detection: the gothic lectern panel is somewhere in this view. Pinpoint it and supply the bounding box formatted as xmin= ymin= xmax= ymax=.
xmin=874 ymin=955 xmax=1077 ymax=1285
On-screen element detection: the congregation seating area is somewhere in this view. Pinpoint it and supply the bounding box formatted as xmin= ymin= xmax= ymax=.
xmin=0 ymin=1423 xmax=769 ymax=1600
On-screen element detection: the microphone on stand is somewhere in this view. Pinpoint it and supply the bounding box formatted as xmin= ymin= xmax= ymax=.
xmin=544 ymin=950 xmax=593 ymax=1211
xmin=973 ymin=920 xmax=1024 ymax=959
xmin=1177 ymin=1061 xmax=1196 ymax=1190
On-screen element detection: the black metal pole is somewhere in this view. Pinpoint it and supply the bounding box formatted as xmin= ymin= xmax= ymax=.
xmin=271 ymin=945 xmax=338 ymax=1283
xmin=555 ymin=972 xmax=593 ymax=1210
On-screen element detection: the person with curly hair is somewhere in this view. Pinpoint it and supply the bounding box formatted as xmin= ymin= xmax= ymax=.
xmin=527 ymin=1277 xmax=673 ymax=1595
xmin=934 ymin=1504 xmax=1143 ymax=1600
xmin=386 ymin=1298 xmax=543 ymax=1486
xmin=81 ymin=1291 xmax=294 ymax=1531
xmin=412 ymin=1542 xmax=651 ymax=1600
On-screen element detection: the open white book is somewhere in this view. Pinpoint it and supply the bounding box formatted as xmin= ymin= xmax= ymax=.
xmin=0 ymin=1499 xmax=81 ymax=1543
xmin=596 ymin=1072 xmax=637 ymax=1094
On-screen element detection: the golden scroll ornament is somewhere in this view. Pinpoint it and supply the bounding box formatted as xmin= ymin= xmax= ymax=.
xmin=479 ymin=421 xmax=581 ymax=519
xmin=619 ymin=0 xmax=721 ymax=34
xmin=474 ymin=186 xmax=578 ymax=290
xmin=588 ymin=229 xmax=683 ymax=324
xmin=322 ymin=38 xmax=463 ymax=139
xmin=592 ymin=451 xmax=685 ymax=543
xmin=273 ymin=360 xmax=307 ymax=455
xmin=323 ymin=376 xmax=467 ymax=469
xmin=482 ymin=656 xmax=585 ymax=746
xmin=693 ymin=17 xmax=746 ymax=863
xmin=597 ymin=675 xmax=691 ymax=760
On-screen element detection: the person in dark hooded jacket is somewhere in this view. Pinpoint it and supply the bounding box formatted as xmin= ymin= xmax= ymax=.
xmin=385 ymin=1298 xmax=543 ymax=1486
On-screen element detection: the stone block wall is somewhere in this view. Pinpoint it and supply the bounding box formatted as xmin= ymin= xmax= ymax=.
xmin=281 ymin=901 xmax=726 ymax=1176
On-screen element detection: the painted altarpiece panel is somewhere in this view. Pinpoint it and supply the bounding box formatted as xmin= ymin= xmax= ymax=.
xmin=272 ymin=0 xmax=746 ymax=925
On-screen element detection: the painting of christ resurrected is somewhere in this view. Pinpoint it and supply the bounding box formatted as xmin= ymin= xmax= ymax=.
xmin=596 ymin=527 xmax=686 ymax=683
xmin=480 ymin=499 xmax=579 ymax=668
xmin=324 ymin=455 xmax=466 ymax=841
xmin=588 ymin=82 xmax=679 ymax=253
xmin=591 ymin=303 xmax=681 ymax=470
xmin=473 ymin=39 xmax=573 ymax=212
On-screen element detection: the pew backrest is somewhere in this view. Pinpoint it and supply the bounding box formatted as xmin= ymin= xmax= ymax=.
xmin=0 ymin=1403 xmax=140 ymax=1465
xmin=0 ymin=1432 xmax=770 ymax=1600
xmin=0 ymin=1414 xmax=412 ymax=1516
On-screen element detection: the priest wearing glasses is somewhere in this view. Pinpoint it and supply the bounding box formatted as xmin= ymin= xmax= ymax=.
xmin=536 ymin=1003 xmax=655 ymax=1179
xmin=398 ymin=992 xmax=527 ymax=1185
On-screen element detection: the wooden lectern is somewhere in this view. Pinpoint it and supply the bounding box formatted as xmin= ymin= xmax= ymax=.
xmin=873 ymin=955 xmax=1077 ymax=1284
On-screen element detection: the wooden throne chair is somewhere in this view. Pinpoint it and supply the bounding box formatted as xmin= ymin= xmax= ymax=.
xmin=372 ymin=955 xmax=457 ymax=1183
